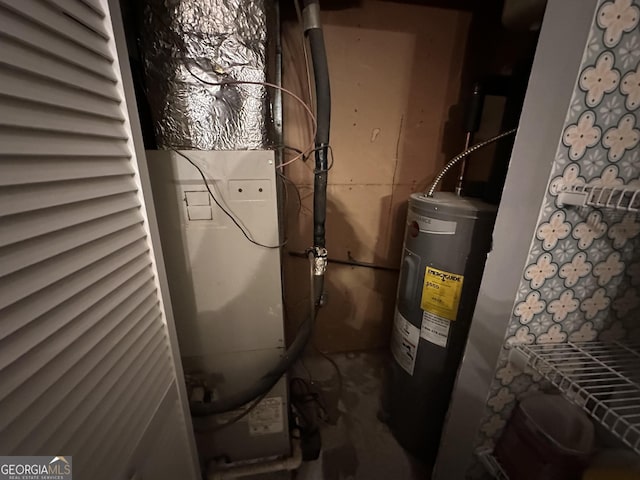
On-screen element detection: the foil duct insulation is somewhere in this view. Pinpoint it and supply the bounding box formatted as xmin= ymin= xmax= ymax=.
xmin=140 ymin=0 xmax=274 ymax=150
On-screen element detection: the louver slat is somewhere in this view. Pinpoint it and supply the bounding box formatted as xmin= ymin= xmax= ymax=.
xmin=0 ymin=224 xmax=147 ymax=310
xmin=0 ymin=5 xmax=117 ymax=81
xmin=0 ymin=192 xmax=140 ymax=246
xmin=0 ymin=247 xmax=152 ymax=341
xmin=42 ymin=0 xmax=110 ymax=40
xmin=0 ymin=36 xmax=120 ymax=101
xmin=0 ymin=156 xmax=134 ymax=186
xmin=0 ymin=266 xmax=154 ymax=372
xmin=0 ymin=209 xmax=142 ymax=276
xmin=0 ymin=175 xmax=137 ymax=216
xmin=16 ymin=318 xmax=164 ymax=454
xmin=0 ymin=98 xmax=127 ymax=140
xmin=0 ymin=68 xmax=124 ymax=120
xmin=0 ymin=0 xmax=113 ymax=60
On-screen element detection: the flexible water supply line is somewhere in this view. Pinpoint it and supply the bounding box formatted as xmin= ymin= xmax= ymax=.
xmin=426 ymin=129 xmax=517 ymax=197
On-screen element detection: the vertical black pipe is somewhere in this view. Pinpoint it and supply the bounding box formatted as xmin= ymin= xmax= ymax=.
xmin=302 ymin=0 xmax=331 ymax=250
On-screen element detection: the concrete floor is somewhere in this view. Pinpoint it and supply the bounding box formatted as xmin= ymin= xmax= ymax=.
xmin=282 ymin=350 xmax=430 ymax=480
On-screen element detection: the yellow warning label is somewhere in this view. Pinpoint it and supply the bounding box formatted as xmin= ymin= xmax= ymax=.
xmin=420 ymin=267 xmax=464 ymax=321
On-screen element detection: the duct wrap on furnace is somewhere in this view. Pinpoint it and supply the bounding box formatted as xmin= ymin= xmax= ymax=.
xmin=140 ymin=0 xmax=273 ymax=150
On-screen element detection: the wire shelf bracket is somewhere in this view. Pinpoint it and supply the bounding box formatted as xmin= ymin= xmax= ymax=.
xmin=557 ymin=185 xmax=640 ymax=212
xmin=514 ymin=341 xmax=640 ymax=455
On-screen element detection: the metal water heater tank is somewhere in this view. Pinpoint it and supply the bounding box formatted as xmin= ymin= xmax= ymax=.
xmin=384 ymin=191 xmax=497 ymax=462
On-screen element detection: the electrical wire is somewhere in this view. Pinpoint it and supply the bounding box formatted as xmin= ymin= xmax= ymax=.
xmin=312 ymin=344 xmax=343 ymax=402
xmin=183 ymin=65 xmax=316 ymax=169
xmin=279 ymin=151 xmax=306 ymax=169
xmin=426 ymin=128 xmax=518 ymax=197
xmin=294 ymin=349 xmax=343 ymax=422
xmin=281 ymin=144 xmax=335 ymax=172
xmin=277 ymin=171 xmax=303 ymax=217
xmin=290 ymin=376 xmax=328 ymax=427
xmin=282 ymin=145 xmax=304 ymax=156
xmin=312 ymin=145 xmax=334 ymax=174
xmin=173 ymin=150 xmax=286 ymax=249
xmin=278 ymin=171 xmax=290 ymax=216
xmin=277 ymin=145 xmax=333 ymax=220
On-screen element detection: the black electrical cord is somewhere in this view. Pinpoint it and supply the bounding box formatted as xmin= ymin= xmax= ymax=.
xmin=173 ymin=150 xmax=286 ymax=249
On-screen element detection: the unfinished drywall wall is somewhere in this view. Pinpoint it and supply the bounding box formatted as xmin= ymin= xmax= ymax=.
xmin=281 ymin=1 xmax=472 ymax=352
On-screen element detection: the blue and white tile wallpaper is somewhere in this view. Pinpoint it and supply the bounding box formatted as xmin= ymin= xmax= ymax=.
xmin=474 ymin=0 xmax=640 ymax=456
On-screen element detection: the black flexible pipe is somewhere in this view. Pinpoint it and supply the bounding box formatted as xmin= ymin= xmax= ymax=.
xmin=303 ymin=0 xmax=331 ymax=249
xmin=191 ymin=307 xmax=314 ymax=416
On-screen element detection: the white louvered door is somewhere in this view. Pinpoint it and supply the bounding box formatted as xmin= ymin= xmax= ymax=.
xmin=0 ymin=1 xmax=199 ymax=479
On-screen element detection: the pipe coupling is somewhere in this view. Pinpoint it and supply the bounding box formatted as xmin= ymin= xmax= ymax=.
xmin=302 ymin=2 xmax=321 ymax=31
xmin=312 ymin=247 xmax=328 ymax=276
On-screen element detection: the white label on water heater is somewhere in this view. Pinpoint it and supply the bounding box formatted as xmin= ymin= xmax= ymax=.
xmin=421 ymin=311 xmax=451 ymax=348
xmin=391 ymin=309 xmax=420 ymax=375
xmin=408 ymin=211 xmax=457 ymax=235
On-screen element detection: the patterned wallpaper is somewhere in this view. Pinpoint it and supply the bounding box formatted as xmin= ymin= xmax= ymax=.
xmin=473 ymin=0 xmax=640 ymax=459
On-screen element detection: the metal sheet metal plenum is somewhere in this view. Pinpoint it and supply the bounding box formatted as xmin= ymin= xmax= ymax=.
xmin=141 ymin=0 xmax=272 ymax=150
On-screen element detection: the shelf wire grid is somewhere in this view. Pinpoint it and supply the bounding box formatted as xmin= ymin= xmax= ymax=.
xmin=515 ymin=341 xmax=640 ymax=454
xmin=558 ymin=185 xmax=640 ymax=211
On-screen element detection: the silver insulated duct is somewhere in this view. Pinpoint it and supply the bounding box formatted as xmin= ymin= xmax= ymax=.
xmin=140 ymin=0 xmax=273 ymax=150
